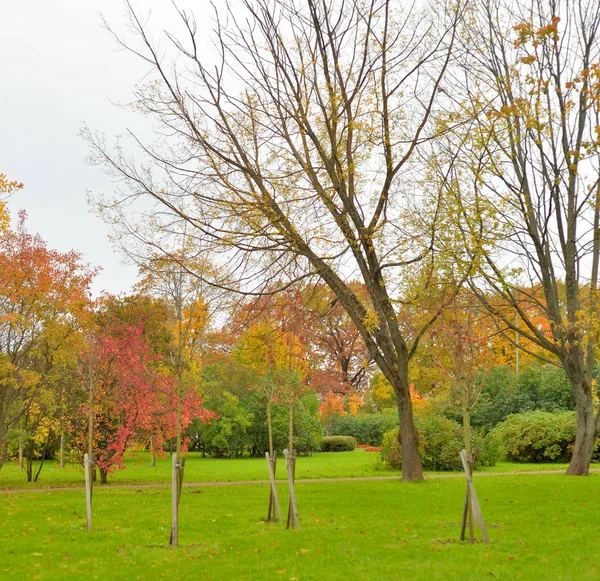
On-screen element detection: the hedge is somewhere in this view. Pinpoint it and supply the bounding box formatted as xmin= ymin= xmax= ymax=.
xmin=320 ymin=436 xmax=357 ymax=452
xmin=327 ymin=412 xmax=398 ymax=446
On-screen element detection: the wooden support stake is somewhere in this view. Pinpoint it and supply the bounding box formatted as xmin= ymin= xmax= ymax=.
xmin=84 ymin=453 xmax=93 ymax=531
xmin=169 ymin=454 xmax=186 ymax=547
xmin=178 ymin=457 xmax=186 ymax=503
xmin=459 ymin=450 xmax=490 ymax=544
xmin=265 ymin=451 xmax=282 ymax=522
xmin=170 ymin=453 xmax=179 ymax=547
xmin=283 ymin=448 xmax=299 ymax=530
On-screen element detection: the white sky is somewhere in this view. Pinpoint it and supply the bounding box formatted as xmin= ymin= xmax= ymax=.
xmin=0 ymin=0 xmax=208 ymax=296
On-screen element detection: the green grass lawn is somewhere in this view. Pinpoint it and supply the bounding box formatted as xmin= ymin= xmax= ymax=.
xmin=478 ymin=461 xmax=570 ymax=473
xmin=0 ymin=450 xmax=575 ymax=491
xmin=1 ymin=473 xmax=598 ymax=580
xmin=0 ymin=449 xmax=387 ymax=490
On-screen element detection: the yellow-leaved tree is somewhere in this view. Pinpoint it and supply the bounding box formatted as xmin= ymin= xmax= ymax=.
xmin=0 ymin=173 xmax=22 ymax=232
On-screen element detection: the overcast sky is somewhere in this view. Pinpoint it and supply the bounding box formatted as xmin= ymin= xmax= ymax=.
xmin=1 ymin=0 xmax=207 ymax=296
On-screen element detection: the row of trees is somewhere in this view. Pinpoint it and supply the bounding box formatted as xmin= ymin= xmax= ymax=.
xmin=0 ymin=190 xmax=549 ymax=462
xmin=0 ymin=201 xmax=217 ymax=482
xmin=0 ymin=185 xmax=585 ymax=483
xmin=0 ymin=189 xmax=372 ymax=480
xmin=86 ymin=0 xmax=600 ymax=479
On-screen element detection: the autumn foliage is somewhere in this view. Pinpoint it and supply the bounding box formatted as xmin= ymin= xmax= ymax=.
xmin=0 ymin=211 xmax=95 ymax=473
xmin=0 ymin=173 xmax=23 ymax=232
xmin=73 ymin=296 xmax=213 ymax=482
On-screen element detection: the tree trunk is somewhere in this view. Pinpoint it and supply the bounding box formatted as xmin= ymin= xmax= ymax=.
xmin=394 ymin=379 xmax=423 ymax=482
xmin=288 ymin=405 xmax=294 ymax=454
xmin=60 ymin=433 xmax=65 ymax=469
xmin=150 ymin=435 xmax=156 ymax=468
xmin=176 ymin=369 xmax=183 ymax=455
xmin=375 ymin=341 xmax=423 ymax=482
xmin=267 ymin=401 xmax=274 ymax=457
xmin=84 ymin=453 xmax=93 ymax=531
xmin=99 ymin=467 xmax=109 ymax=484
xmin=566 ymin=379 xmax=596 ymax=475
xmin=461 ymin=387 xmax=474 ymax=541
xmin=0 ymin=438 xmax=8 ymax=471
xmin=561 ymin=348 xmax=597 ymax=476
xmin=462 ymin=386 xmax=471 ymax=458
xmin=25 ymin=441 xmax=34 ymax=482
xmin=33 ymin=446 xmax=46 ymax=482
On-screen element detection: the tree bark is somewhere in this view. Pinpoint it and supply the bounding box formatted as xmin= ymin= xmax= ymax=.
xmin=393 ymin=363 xmax=423 ymax=482
xmin=288 ymin=405 xmax=294 ymax=454
xmin=567 ymin=379 xmax=596 ymax=475
xmin=60 ymin=433 xmax=65 ymax=469
xmin=0 ymin=438 xmax=8 ymax=471
xmin=33 ymin=446 xmax=46 ymax=482
xmin=26 ymin=441 xmax=33 ymax=482
xmin=559 ymin=344 xmax=597 ymax=475
xmin=462 ymin=386 xmax=471 ymax=459
xmin=266 ymin=401 xmax=274 ymax=457
xmin=150 ymin=435 xmax=156 ymax=467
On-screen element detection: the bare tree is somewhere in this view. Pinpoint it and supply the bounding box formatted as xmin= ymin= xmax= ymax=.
xmin=88 ymin=0 xmax=464 ymax=481
xmin=442 ymin=0 xmax=600 ymax=474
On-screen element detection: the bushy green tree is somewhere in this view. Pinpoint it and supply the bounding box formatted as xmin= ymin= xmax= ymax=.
xmin=189 ymin=392 xmax=253 ymax=458
xmin=244 ymin=391 xmax=322 ymax=456
xmin=444 ymin=365 xmax=576 ymax=433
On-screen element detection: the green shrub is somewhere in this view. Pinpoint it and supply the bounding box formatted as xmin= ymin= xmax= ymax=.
xmin=491 ymin=410 xmax=578 ymax=463
xmin=381 ymin=430 xmax=402 ymax=468
xmin=328 ymin=412 xmax=398 ymax=446
xmin=419 ymin=414 xmax=465 ymax=471
xmin=459 ymin=365 xmax=576 ymax=433
xmin=290 ymin=392 xmax=323 ymax=456
xmin=477 ymin=430 xmax=504 ymax=467
xmin=320 ymin=436 xmax=357 ymax=452
xmin=381 ymin=413 xmax=502 ymax=471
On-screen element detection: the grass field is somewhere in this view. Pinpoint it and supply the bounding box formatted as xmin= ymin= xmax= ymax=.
xmin=1 ymin=472 xmax=598 ymax=580
xmin=0 ymin=449 xmax=572 ymax=490
xmin=0 ymin=450 xmax=596 ymax=580
xmin=0 ymin=449 xmax=388 ymax=490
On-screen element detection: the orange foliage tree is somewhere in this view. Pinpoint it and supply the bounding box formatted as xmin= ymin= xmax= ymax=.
xmin=302 ymin=283 xmax=372 ymax=397
xmin=0 ymin=213 xmax=95 ymax=473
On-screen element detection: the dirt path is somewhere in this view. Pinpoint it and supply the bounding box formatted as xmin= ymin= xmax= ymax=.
xmin=2 ymin=468 xmax=598 ymax=495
